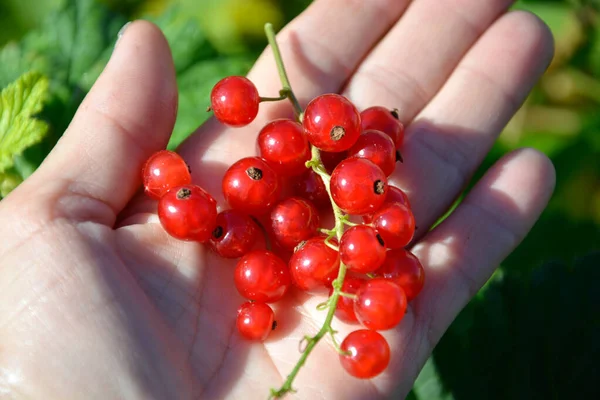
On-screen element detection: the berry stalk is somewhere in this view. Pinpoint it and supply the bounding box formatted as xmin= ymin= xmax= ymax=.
xmin=264 ymin=23 xmax=304 ymax=121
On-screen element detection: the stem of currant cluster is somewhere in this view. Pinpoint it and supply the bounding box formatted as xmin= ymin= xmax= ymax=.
xmin=264 ymin=23 xmax=304 ymax=122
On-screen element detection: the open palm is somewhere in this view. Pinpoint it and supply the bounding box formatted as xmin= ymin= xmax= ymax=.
xmin=0 ymin=1 xmax=556 ymax=399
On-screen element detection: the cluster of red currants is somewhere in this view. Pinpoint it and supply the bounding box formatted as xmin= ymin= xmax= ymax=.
xmin=141 ymin=75 xmax=424 ymax=383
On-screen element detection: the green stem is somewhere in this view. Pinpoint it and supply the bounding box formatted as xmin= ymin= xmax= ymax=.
xmin=259 ymin=95 xmax=288 ymax=102
xmin=264 ymin=23 xmax=304 ymax=121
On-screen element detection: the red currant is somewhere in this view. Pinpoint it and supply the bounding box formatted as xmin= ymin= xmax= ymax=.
xmin=257 ymin=119 xmax=311 ymax=177
xmin=329 ymin=276 xmax=365 ymax=323
xmin=289 ymin=236 xmax=340 ymax=291
xmin=158 ymin=185 xmax=217 ymax=242
xmin=339 ymin=225 xmax=387 ymax=273
xmin=209 ymin=210 xmax=266 ymax=258
xmin=142 ymin=150 xmax=191 ymax=199
xmin=376 ymin=249 xmax=424 ymax=301
xmin=270 ymin=197 xmax=320 ymax=250
xmin=354 ymin=278 xmax=407 ymax=330
xmin=320 ymin=150 xmax=348 ymax=174
xmin=330 ymin=158 xmax=388 ymax=215
xmin=339 ymin=330 xmax=390 ymax=379
xmin=372 ymin=203 xmax=415 ymax=249
xmin=363 ymin=185 xmax=411 ymax=223
xmin=234 ymin=250 xmax=291 ymax=302
xmin=303 ymin=94 xmax=361 ymax=152
xmin=293 ymin=170 xmax=329 ymax=207
xmin=348 ymin=130 xmax=398 ymax=176
xmin=236 ymin=302 xmax=275 ymax=341
xmin=361 ymin=106 xmax=405 ymax=148
xmin=222 ymin=157 xmax=282 ymax=216
xmin=210 ymin=76 xmax=260 ymax=127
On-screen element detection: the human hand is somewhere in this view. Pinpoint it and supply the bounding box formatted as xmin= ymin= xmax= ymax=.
xmin=0 ymin=0 xmax=555 ymax=398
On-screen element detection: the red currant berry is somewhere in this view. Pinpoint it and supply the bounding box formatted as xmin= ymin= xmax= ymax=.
xmin=320 ymin=150 xmax=348 ymax=174
xmin=289 ymin=236 xmax=340 ymax=291
xmin=354 ymin=278 xmax=407 ymax=330
xmin=236 ymin=302 xmax=275 ymax=341
xmin=257 ymin=119 xmax=311 ymax=177
xmin=363 ymin=185 xmax=411 ymax=223
xmin=376 ymin=249 xmax=424 ymax=301
xmin=361 ymin=106 xmax=405 ymax=148
xmin=210 ymin=76 xmax=260 ymax=127
xmin=270 ymin=197 xmax=320 ymax=250
xmin=209 ymin=210 xmax=266 ymax=258
xmin=303 ymin=94 xmax=361 ymax=152
xmin=142 ymin=150 xmax=191 ymax=199
xmin=293 ymin=170 xmax=329 ymax=207
xmin=339 ymin=330 xmax=390 ymax=379
xmin=158 ymin=185 xmax=217 ymax=242
xmin=372 ymin=203 xmax=415 ymax=249
xmin=222 ymin=157 xmax=282 ymax=216
xmin=331 ymin=158 xmax=388 ymax=215
xmin=329 ymin=276 xmax=365 ymax=323
xmin=234 ymin=250 xmax=291 ymax=302
xmin=348 ymin=130 xmax=398 ymax=176
xmin=339 ymin=226 xmax=387 ymax=273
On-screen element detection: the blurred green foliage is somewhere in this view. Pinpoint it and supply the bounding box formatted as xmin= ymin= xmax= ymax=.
xmin=0 ymin=0 xmax=598 ymax=398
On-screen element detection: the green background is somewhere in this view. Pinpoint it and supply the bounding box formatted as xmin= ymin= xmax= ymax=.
xmin=0 ymin=0 xmax=598 ymax=398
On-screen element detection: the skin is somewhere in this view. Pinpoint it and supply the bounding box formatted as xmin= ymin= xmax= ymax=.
xmin=0 ymin=0 xmax=555 ymax=399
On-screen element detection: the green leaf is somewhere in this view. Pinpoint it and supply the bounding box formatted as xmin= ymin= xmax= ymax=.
xmin=0 ymin=71 xmax=50 ymax=174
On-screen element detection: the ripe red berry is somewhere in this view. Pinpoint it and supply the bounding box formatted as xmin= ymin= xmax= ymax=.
xmin=372 ymin=203 xmax=415 ymax=249
xmin=339 ymin=225 xmax=387 ymax=273
xmin=375 ymin=249 xmax=424 ymax=301
xmin=320 ymin=150 xmax=348 ymax=174
xmin=293 ymin=170 xmax=329 ymax=207
xmin=330 ymin=158 xmax=388 ymax=215
xmin=236 ymin=302 xmax=275 ymax=341
xmin=270 ymin=197 xmax=320 ymax=250
xmin=303 ymin=94 xmax=361 ymax=152
xmin=158 ymin=185 xmax=217 ymax=242
xmin=234 ymin=250 xmax=291 ymax=302
xmin=354 ymin=278 xmax=407 ymax=330
xmin=142 ymin=150 xmax=191 ymax=199
xmin=339 ymin=330 xmax=390 ymax=379
xmin=361 ymin=106 xmax=405 ymax=148
xmin=257 ymin=119 xmax=311 ymax=176
xmin=330 ymin=276 xmax=365 ymax=323
xmin=210 ymin=76 xmax=260 ymax=126
xmin=222 ymin=157 xmax=282 ymax=216
xmin=363 ymin=185 xmax=411 ymax=223
xmin=289 ymin=236 xmax=340 ymax=291
xmin=209 ymin=210 xmax=266 ymax=258
xmin=348 ymin=129 xmax=399 ymax=176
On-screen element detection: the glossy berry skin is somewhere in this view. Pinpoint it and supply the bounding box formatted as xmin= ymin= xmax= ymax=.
xmin=158 ymin=185 xmax=218 ymax=242
xmin=348 ymin=130 xmax=398 ymax=176
xmin=363 ymin=185 xmax=411 ymax=223
xmin=329 ymin=276 xmax=365 ymax=323
xmin=234 ymin=250 xmax=291 ymax=302
xmin=354 ymin=278 xmax=407 ymax=330
xmin=270 ymin=197 xmax=320 ymax=250
xmin=339 ymin=225 xmax=387 ymax=273
xmin=376 ymin=248 xmax=424 ymax=301
xmin=331 ymin=158 xmax=388 ymax=215
xmin=339 ymin=330 xmax=390 ymax=379
xmin=210 ymin=76 xmax=260 ymax=126
xmin=257 ymin=119 xmax=311 ymax=176
xmin=289 ymin=236 xmax=340 ymax=291
xmin=209 ymin=210 xmax=266 ymax=258
xmin=222 ymin=157 xmax=282 ymax=216
xmin=320 ymin=150 xmax=348 ymax=174
xmin=303 ymin=94 xmax=361 ymax=152
xmin=361 ymin=106 xmax=405 ymax=148
xmin=293 ymin=170 xmax=329 ymax=207
xmin=142 ymin=150 xmax=191 ymax=199
xmin=236 ymin=302 xmax=275 ymax=341
xmin=373 ymin=203 xmax=415 ymax=249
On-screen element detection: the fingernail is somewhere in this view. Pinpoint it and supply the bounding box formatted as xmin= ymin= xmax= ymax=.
xmin=115 ymin=22 xmax=132 ymax=49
